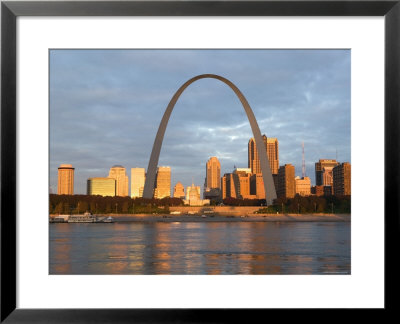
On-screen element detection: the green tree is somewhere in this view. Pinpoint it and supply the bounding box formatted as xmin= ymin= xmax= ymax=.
xmin=54 ymin=202 xmax=63 ymax=214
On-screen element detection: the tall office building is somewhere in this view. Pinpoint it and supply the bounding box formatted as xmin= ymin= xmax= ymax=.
xmin=154 ymin=166 xmax=171 ymax=199
xmin=250 ymin=174 xmax=266 ymax=199
xmin=173 ymin=182 xmax=185 ymax=199
xmin=248 ymin=135 xmax=279 ymax=175
xmin=315 ymin=159 xmax=339 ymax=186
xmin=205 ymin=157 xmax=221 ymax=189
xmin=266 ymin=137 xmax=279 ymax=174
xmin=333 ymin=162 xmax=351 ymax=196
xmin=87 ymin=177 xmax=116 ymax=197
xmin=131 ymin=168 xmax=146 ymax=198
xmin=277 ymin=164 xmax=295 ymax=198
xmin=248 ymin=135 xmax=267 ymax=174
xmin=108 ymin=165 xmax=129 ymax=197
xmin=57 ymin=164 xmax=74 ymax=195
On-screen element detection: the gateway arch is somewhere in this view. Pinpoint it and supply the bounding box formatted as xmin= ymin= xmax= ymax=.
xmin=142 ymin=74 xmax=277 ymax=205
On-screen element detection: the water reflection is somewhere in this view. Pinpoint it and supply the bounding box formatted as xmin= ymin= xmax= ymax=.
xmin=49 ymin=222 xmax=350 ymax=275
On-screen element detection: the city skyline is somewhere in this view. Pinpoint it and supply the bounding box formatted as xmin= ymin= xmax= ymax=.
xmin=50 ymin=49 xmax=351 ymax=194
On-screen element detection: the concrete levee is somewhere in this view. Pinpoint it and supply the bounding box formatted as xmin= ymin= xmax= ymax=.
xmin=169 ymin=206 xmax=261 ymax=215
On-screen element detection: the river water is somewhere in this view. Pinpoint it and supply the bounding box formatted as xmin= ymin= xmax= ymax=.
xmin=49 ymin=221 xmax=350 ymax=275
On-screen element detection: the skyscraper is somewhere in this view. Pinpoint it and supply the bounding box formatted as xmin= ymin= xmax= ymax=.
xmin=154 ymin=166 xmax=171 ymax=199
xmin=248 ymin=135 xmax=267 ymax=174
xmin=131 ymin=168 xmax=146 ymax=198
xmin=248 ymin=135 xmax=279 ymax=175
xmin=266 ymin=137 xmax=279 ymax=175
xmin=87 ymin=177 xmax=116 ymax=197
xmin=315 ymin=159 xmax=339 ymax=186
xmin=206 ymin=157 xmax=221 ymax=189
xmin=57 ymin=164 xmax=74 ymax=195
xmin=108 ymin=165 xmax=129 ymax=197
xmin=333 ymin=162 xmax=351 ymax=196
xmin=277 ymin=164 xmax=295 ymax=198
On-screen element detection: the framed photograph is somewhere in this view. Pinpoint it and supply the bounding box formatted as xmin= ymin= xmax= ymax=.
xmin=1 ymin=0 xmax=398 ymax=321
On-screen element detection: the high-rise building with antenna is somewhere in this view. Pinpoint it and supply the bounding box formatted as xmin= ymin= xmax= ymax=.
xmin=302 ymin=142 xmax=306 ymax=178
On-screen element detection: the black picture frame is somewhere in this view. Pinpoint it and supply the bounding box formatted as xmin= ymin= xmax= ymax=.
xmin=1 ymin=0 xmax=399 ymax=322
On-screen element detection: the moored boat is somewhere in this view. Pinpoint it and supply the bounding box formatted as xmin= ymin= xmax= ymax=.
xmin=67 ymin=212 xmax=115 ymax=223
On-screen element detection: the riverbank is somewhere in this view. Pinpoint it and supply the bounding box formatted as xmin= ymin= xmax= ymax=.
xmin=50 ymin=213 xmax=350 ymax=222
xmin=114 ymin=213 xmax=350 ymax=222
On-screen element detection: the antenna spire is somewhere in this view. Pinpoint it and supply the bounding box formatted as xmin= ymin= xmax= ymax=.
xmin=302 ymin=142 xmax=306 ymax=178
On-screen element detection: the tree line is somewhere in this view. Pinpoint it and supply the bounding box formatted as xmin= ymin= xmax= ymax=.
xmin=49 ymin=194 xmax=184 ymax=215
xmin=50 ymin=193 xmax=350 ymax=215
xmin=255 ymin=195 xmax=351 ymax=214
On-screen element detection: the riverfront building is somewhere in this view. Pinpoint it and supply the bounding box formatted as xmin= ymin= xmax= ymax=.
xmin=154 ymin=166 xmax=171 ymax=198
xmin=173 ymin=182 xmax=185 ymax=199
xmin=248 ymin=135 xmax=267 ymax=174
xmin=57 ymin=164 xmax=74 ymax=195
xmin=87 ymin=177 xmax=116 ymax=196
xmin=221 ymin=168 xmax=257 ymax=200
xmin=277 ymin=164 xmax=295 ymax=198
xmin=333 ymin=162 xmax=351 ymax=196
xmin=204 ymin=157 xmax=222 ymax=201
xmin=247 ymin=135 xmax=278 ymax=199
xmin=250 ymin=174 xmax=266 ymax=199
xmin=266 ymin=137 xmax=279 ymax=175
xmin=233 ymin=168 xmax=255 ymax=199
xmin=205 ymin=157 xmax=221 ymax=190
xmin=108 ymin=165 xmax=129 ymax=197
xmin=295 ymin=176 xmax=311 ymax=196
xmin=222 ymin=173 xmax=236 ymax=199
xmin=322 ymin=167 xmax=334 ymax=187
xmin=131 ymin=168 xmax=146 ymax=198
xmin=315 ymin=159 xmax=339 ymax=186
xmin=311 ymin=185 xmax=332 ymax=196
xmin=248 ymin=135 xmax=279 ymax=175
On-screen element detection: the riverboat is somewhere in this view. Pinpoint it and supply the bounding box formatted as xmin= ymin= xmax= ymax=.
xmin=67 ymin=212 xmax=115 ymax=223
xmin=49 ymin=215 xmax=68 ymax=223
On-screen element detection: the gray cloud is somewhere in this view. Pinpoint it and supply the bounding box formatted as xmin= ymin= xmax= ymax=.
xmin=49 ymin=49 xmax=350 ymax=194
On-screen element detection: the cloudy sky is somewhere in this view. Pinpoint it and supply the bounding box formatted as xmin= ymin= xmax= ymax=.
xmin=50 ymin=49 xmax=351 ymax=195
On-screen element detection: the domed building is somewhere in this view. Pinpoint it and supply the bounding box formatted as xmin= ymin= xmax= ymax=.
xmin=184 ymin=182 xmax=210 ymax=206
